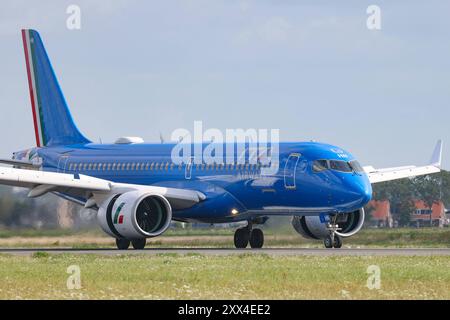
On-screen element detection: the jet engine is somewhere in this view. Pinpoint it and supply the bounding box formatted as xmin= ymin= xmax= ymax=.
xmin=292 ymin=208 xmax=365 ymax=240
xmin=98 ymin=190 xmax=172 ymax=239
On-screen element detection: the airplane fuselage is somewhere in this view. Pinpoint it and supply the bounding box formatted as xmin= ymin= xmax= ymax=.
xmin=15 ymin=141 xmax=372 ymax=223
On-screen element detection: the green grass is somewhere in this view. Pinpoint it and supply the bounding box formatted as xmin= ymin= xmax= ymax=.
xmin=0 ymin=228 xmax=103 ymax=238
xmin=2 ymin=227 xmax=450 ymax=248
xmin=347 ymin=227 xmax=450 ymax=247
xmin=0 ymin=254 xmax=449 ymax=299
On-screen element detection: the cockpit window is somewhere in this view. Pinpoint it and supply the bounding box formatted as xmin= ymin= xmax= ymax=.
xmin=329 ymin=160 xmax=352 ymax=172
xmin=313 ymin=159 xmax=364 ymax=173
xmin=349 ymin=160 xmax=364 ymax=173
xmin=313 ymin=160 xmax=329 ymax=172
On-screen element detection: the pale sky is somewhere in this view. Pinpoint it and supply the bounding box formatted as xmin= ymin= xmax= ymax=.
xmin=0 ymin=1 xmax=449 ymax=169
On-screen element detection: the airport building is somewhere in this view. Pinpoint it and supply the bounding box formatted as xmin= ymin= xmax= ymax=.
xmin=411 ymin=200 xmax=448 ymax=227
xmin=367 ymin=200 xmax=449 ymax=228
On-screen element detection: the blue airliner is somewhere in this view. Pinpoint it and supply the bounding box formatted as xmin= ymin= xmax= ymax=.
xmin=0 ymin=30 xmax=442 ymax=249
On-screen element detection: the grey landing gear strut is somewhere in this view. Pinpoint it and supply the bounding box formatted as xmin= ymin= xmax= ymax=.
xmin=234 ymin=219 xmax=266 ymax=249
xmin=323 ymin=215 xmax=343 ymax=249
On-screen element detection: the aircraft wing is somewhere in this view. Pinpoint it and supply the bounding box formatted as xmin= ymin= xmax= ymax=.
xmin=0 ymin=166 xmax=205 ymax=209
xmin=0 ymin=158 xmax=39 ymax=168
xmin=364 ymin=140 xmax=443 ymax=184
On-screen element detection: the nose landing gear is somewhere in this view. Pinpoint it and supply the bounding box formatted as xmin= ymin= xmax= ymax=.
xmin=324 ymin=234 xmax=342 ymax=248
xmin=234 ymin=222 xmax=265 ymax=249
xmin=324 ymin=215 xmax=343 ymax=249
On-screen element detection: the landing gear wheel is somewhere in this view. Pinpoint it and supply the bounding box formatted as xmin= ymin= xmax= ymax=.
xmin=234 ymin=227 xmax=250 ymax=248
xmin=249 ymin=228 xmax=264 ymax=248
xmin=324 ymin=235 xmax=333 ymax=249
xmin=116 ymin=238 xmax=130 ymax=250
xmin=132 ymin=238 xmax=147 ymax=250
xmin=333 ymin=235 xmax=342 ymax=248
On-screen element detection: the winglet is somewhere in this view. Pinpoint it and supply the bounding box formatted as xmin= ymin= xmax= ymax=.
xmin=429 ymin=139 xmax=443 ymax=167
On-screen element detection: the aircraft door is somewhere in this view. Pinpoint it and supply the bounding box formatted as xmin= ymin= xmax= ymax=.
xmin=284 ymin=153 xmax=300 ymax=190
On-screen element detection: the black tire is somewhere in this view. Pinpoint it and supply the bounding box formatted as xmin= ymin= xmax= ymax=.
xmin=116 ymin=238 xmax=130 ymax=250
xmin=234 ymin=228 xmax=250 ymax=248
xmin=249 ymin=228 xmax=264 ymax=248
xmin=333 ymin=235 xmax=342 ymax=248
xmin=323 ymin=235 xmax=333 ymax=249
xmin=132 ymin=238 xmax=147 ymax=250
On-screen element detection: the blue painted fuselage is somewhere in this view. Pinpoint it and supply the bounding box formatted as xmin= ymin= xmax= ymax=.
xmin=18 ymin=141 xmax=372 ymax=223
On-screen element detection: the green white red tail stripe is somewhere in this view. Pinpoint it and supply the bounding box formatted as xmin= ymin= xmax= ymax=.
xmin=22 ymin=29 xmax=45 ymax=147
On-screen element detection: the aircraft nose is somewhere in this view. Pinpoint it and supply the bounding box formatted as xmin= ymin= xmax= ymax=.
xmin=351 ymin=178 xmax=372 ymax=207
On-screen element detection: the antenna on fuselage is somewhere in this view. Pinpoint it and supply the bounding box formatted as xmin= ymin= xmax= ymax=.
xmin=159 ymin=132 xmax=165 ymax=144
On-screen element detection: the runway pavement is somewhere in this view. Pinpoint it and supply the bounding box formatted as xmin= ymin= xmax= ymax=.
xmin=1 ymin=247 xmax=450 ymax=256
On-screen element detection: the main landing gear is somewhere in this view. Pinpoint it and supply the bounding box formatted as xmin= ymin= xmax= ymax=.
xmin=115 ymin=238 xmax=147 ymax=250
xmin=323 ymin=215 xmax=343 ymax=249
xmin=234 ymin=223 xmax=264 ymax=249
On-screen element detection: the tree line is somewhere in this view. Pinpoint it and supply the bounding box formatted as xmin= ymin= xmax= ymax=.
xmin=369 ymin=170 xmax=450 ymax=226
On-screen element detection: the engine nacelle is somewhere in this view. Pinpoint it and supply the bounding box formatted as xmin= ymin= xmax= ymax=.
xmin=98 ymin=191 xmax=172 ymax=239
xmin=292 ymin=208 xmax=365 ymax=240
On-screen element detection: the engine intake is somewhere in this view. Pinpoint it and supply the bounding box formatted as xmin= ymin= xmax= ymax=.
xmin=98 ymin=191 xmax=172 ymax=239
xmin=292 ymin=208 xmax=365 ymax=240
